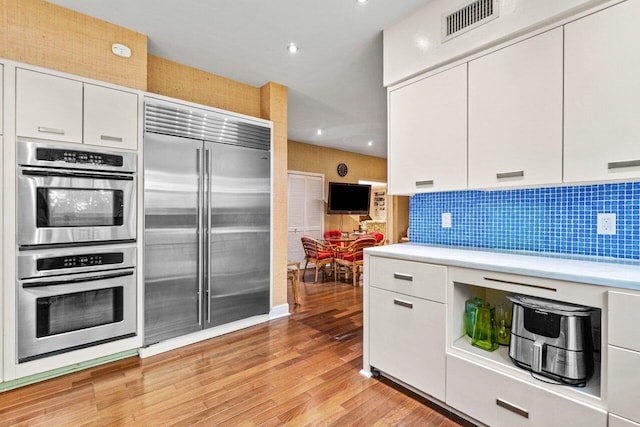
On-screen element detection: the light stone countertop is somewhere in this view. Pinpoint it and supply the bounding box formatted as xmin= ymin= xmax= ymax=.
xmin=365 ymin=243 xmax=640 ymax=291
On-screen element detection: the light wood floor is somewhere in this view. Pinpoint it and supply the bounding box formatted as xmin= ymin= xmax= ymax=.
xmin=0 ymin=270 xmax=469 ymax=426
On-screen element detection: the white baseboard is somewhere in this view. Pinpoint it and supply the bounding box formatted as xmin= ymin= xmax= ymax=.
xmin=139 ymin=305 xmax=291 ymax=359
xmin=268 ymin=303 xmax=291 ymax=320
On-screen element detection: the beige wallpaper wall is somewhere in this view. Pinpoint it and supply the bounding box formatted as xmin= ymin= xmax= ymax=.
xmin=0 ymin=0 xmax=148 ymax=90
xmin=147 ymin=55 xmax=262 ymax=118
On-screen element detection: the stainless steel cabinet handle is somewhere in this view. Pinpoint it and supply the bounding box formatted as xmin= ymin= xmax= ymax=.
xmin=393 ymin=272 xmax=413 ymax=282
xmin=100 ymin=135 xmax=124 ymax=142
xmin=393 ymin=299 xmax=413 ymax=309
xmin=206 ymin=147 xmax=212 ymax=324
xmin=37 ymin=126 xmax=65 ymax=135
xmin=196 ymin=148 xmax=203 ymax=326
xmin=496 ymin=170 xmax=524 ymax=179
xmin=608 ymin=160 xmax=640 ymax=169
xmin=415 ymin=180 xmax=434 ymax=187
xmin=496 ymin=399 xmax=529 ymax=419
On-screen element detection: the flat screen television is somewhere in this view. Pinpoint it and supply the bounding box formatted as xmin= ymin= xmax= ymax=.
xmin=327 ymin=182 xmax=371 ymax=215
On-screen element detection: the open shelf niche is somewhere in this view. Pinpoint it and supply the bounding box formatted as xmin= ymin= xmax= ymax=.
xmin=449 ymin=281 xmax=603 ymax=403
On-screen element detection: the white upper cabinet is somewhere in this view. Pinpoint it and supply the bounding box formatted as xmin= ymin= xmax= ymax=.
xmin=84 ymin=84 xmax=138 ymax=150
xmin=16 ymin=68 xmax=83 ymax=144
xmin=564 ymin=0 xmax=640 ymax=183
xmin=16 ymin=68 xmax=138 ymax=149
xmin=468 ymin=28 xmax=563 ymax=189
xmin=388 ymin=64 xmax=467 ymax=195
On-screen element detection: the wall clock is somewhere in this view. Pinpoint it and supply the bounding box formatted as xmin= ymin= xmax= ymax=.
xmin=337 ymin=163 xmax=348 ymax=177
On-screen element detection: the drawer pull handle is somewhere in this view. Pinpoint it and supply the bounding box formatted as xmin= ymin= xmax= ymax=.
xmin=37 ymin=126 xmax=65 ymax=135
xmin=393 ymin=299 xmax=413 ymax=309
xmin=100 ymin=135 xmax=124 ymax=142
xmin=496 ymin=399 xmax=529 ymax=419
xmin=608 ymin=160 xmax=640 ymax=169
xmin=483 ymin=277 xmax=556 ymax=292
xmin=415 ymin=180 xmax=434 ymax=187
xmin=496 ymin=170 xmax=524 ymax=179
xmin=393 ymin=273 xmax=413 ymax=282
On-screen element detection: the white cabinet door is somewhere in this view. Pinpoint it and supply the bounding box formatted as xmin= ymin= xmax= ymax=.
xmin=369 ymin=286 xmax=446 ymax=401
xmin=388 ymin=64 xmax=467 ymax=195
xmin=84 ymin=84 xmax=138 ymax=150
xmin=608 ymin=291 xmax=640 ymax=352
xmin=608 ymin=346 xmax=640 ymax=424
xmin=564 ymin=0 xmax=640 ymax=183
xmin=468 ymin=28 xmax=563 ymax=188
xmin=16 ymin=69 xmax=83 ymax=143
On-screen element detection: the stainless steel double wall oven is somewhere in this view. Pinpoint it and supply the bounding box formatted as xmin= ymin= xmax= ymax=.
xmin=16 ymin=139 xmax=137 ymax=362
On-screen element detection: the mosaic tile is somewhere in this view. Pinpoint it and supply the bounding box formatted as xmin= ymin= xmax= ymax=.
xmin=409 ymin=182 xmax=640 ymax=260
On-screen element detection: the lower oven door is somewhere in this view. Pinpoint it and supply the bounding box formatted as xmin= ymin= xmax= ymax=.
xmin=17 ymin=166 xmax=136 ymax=247
xmin=17 ymin=269 xmax=137 ymax=362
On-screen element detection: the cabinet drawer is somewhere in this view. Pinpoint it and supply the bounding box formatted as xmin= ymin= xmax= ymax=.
xmin=369 ymin=287 xmax=445 ymax=401
xmin=608 ymin=291 xmax=640 ymax=351
xmin=369 ymin=256 xmax=446 ymax=302
xmin=608 ymin=346 xmax=640 ymax=423
xmin=446 ymin=354 xmax=606 ymax=427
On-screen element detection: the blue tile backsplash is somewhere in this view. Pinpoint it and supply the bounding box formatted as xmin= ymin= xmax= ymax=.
xmin=409 ymin=182 xmax=640 ymax=260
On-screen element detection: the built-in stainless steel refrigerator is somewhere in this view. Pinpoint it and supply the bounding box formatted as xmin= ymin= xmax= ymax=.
xmin=143 ymin=98 xmax=271 ymax=346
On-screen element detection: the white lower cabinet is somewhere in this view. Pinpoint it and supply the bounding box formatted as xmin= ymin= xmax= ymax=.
xmin=446 ymin=354 xmax=606 ymax=427
xmin=369 ymin=286 xmax=446 ymax=401
xmin=608 ymin=346 xmax=640 ymax=424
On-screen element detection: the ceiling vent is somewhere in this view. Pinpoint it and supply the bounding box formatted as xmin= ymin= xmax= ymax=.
xmin=442 ymin=0 xmax=499 ymax=43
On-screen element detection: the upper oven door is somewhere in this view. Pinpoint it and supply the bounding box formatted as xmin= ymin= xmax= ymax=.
xmin=18 ymin=167 xmax=136 ymax=247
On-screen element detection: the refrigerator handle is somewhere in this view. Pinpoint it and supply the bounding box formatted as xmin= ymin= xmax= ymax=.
xmin=206 ymin=147 xmax=212 ymax=324
xmin=196 ymin=148 xmax=203 ymax=326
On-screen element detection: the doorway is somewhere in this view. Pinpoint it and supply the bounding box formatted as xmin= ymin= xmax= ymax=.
xmin=287 ymin=171 xmax=324 ymax=264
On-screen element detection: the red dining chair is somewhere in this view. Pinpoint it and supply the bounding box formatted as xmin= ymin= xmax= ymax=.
xmin=301 ymin=236 xmax=335 ymax=283
xmin=334 ymin=235 xmax=376 ymax=287
xmin=369 ymin=232 xmax=386 ymax=246
xmin=323 ymin=229 xmax=343 ymax=246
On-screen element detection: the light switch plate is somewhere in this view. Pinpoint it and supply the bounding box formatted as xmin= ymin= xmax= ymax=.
xmin=597 ymin=213 xmax=616 ymax=235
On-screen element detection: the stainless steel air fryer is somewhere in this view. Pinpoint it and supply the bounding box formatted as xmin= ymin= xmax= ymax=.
xmin=507 ymin=294 xmax=594 ymax=387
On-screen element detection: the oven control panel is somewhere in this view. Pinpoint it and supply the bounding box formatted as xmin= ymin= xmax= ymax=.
xmin=37 ymin=253 xmax=124 ymax=271
xmin=36 ymin=148 xmax=124 ymax=167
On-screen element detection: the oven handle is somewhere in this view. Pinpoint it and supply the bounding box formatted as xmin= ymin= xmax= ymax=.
xmin=21 ymin=168 xmax=134 ymax=181
xmin=22 ymin=271 xmax=134 ymax=288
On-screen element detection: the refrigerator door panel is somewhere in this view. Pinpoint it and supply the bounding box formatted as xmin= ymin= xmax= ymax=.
xmin=207 ymin=142 xmax=270 ymax=327
xmin=144 ymin=132 xmax=203 ymax=345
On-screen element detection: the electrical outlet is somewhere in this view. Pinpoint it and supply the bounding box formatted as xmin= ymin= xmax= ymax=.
xmin=442 ymin=212 xmax=452 ymax=228
xmin=597 ymin=213 xmax=616 ymax=235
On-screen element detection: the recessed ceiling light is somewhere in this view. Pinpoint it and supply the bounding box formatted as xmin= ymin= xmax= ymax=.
xmin=356 ymin=0 xmax=368 ymax=4
xmin=317 ymin=129 xmax=323 ymax=136
xmin=367 ymin=140 xmax=373 ymax=146
xmin=286 ymin=42 xmax=299 ymax=54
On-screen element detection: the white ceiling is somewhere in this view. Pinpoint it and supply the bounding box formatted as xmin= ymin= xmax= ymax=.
xmin=46 ymin=0 xmax=431 ymax=158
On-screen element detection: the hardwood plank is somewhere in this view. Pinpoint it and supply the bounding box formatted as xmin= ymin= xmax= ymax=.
xmin=0 ymin=278 xmax=465 ymax=426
